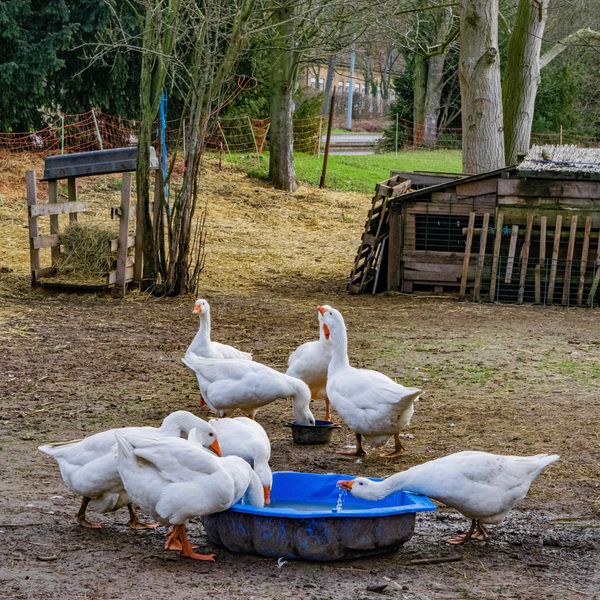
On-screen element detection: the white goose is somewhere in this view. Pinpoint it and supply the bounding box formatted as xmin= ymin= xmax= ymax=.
xmin=319 ymin=305 xmax=421 ymax=457
xmin=208 ymin=417 xmax=272 ymax=504
xmin=186 ymin=299 xmax=252 ymax=408
xmin=338 ymin=451 xmax=560 ymax=544
xmin=115 ymin=429 xmax=264 ymax=561
xmin=186 ymin=299 xmax=252 ymax=360
xmin=182 ymin=353 xmax=316 ymax=425
xmin=286 ymin=306 xmax=334 ymax=421
xmin=38 ymin=411 xmax=221 ymax=529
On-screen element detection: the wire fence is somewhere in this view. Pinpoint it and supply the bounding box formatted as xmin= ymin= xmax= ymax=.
xmin=2 ymin=109 xmax=599 ymax=155
xmin=0 ymin=110 xmax=323 ymax=156
xmin=387 ymin=117 xmax=600 ymax=151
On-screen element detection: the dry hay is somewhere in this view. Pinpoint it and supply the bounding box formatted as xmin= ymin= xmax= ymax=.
xmin=56 ymin=222 xmax=117 ymax=279
xmin=196 ymin=162 xmax=372 ymax=294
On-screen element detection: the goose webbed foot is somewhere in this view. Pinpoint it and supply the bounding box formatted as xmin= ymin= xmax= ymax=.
xmin=379 ymin=434 xmax=405 ymax=458
xmin=173 ymin=524 xmax=215 ymax=561
xmin=164 ymin=526 xmax=198 ymax=551
xmin=76 ymin=497 xmax=103 ymax=529
xmin=446 ymin=520 xmax=488 ymax=545
xmin=127 ymin=503 xmax=157 ymax=530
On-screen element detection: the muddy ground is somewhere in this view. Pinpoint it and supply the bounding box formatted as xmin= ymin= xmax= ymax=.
xmin=0 ymin=159 xmax=599 ymax=599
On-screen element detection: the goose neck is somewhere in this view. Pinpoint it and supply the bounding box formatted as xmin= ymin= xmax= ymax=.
xmin=329 ymin=326 xmax=350 ymax=371
xmin=158 ymin=411 xmax=196 ymax=437
xmin=189 ymin=312 xmax=211 ymax=351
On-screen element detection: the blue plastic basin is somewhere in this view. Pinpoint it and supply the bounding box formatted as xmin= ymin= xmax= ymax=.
xmin=202 ymin=471 xmax=436 ymax=561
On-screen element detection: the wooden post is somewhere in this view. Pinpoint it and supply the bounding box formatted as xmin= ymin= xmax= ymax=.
xmin=319 ymin=89 xmax=336 ymax=189
xmin=26 ymin=171 xmax=41 ymax=285
xmin=504 ymin=225 xmax=519 ymax=284
xmin=459 ymin=212 xmax=476 ymax=299
xmin=247 ymin=116 xmax=259 ymax=162
xmin=113 ymin=172 xmax=132 ymax=297
xmin=577 ymin=216 xmax=592 ymax=306
xmin=547 ymin=215 xmax=563 ymax=305
xmin=67 ymin=177 xmax=78 ymax=222
xmin=47 ymin=180 xmax=61 ymax=265
xmin=561 ymin=215 xmax=578 ymax=305
xmin=91 ymin=108 xmax=104 ymax=150
xmin=517 ymin=212 xmax=534 ymax=304
xmin=473 ymin=212 xmax=490 ymax=302
xmin=133 ymin=179 xmax=144 ymax=286
xmin=316 ymin=116 xmax=323 ymax=157
xmin=587 ymin=227 xmax=600 ymax=306
xmin=387 ymin=211 xmax=403 ymax=290
xmin=489 ymin=211 xmax=503 ymax=302
xmin=535 ymin=216 xmax=547 ymax=303
xmin=217 ymin=120 xmax=230 ymax=154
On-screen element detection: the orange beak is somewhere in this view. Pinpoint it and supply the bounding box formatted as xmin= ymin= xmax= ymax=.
xmin=337 ymin=480 xmax=354 ymax=492
xmin=209 ymin=439 xmax=222 ymax=457
xmin=263 ymin=485 xmax=271 ymax=505
xmin=323 ymin=323 xmax=330 ymax=340
xmin=192 ymin=304 xmax=202 ymax=314
xmin=317 ymin=305 xmax=326 ymax=316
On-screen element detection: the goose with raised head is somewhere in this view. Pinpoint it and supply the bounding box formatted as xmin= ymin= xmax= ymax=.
xmin=286 ymin=306 xmax=334 ymax=421
xmin=115 ymin=429 xmax=264 ymax=561
xmin=186 ymin=299 xmax=252 ymax=361
xmin=319 ymin=305 xmax=421 ymax=457
xmin=207 ymin=417 xmax=272 ymax=504
xmin=186 ymin=299 xmax=252 ymax=407
xmin=38 ymin=411 xmax=221 ymax=529
xmin=182 ymin=354 xmax=316 ymax=425
xmin=338 ymin=451 xmax=560 ymax=543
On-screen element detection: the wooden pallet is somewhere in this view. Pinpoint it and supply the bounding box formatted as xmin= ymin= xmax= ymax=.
xmin=347 ymin=175 xmax=411 ymax=294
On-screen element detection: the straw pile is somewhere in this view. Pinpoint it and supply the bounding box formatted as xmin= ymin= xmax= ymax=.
xmin=57 ymin=222 xmax=117 ymax=279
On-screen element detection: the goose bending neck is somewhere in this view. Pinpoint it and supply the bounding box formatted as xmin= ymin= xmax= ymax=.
xmin=288 ymin=377 xmax=314 ymax=424
xmin=366 ymin=473 xmax=410 ymax=500
xmin=158 ymin=411 xmax=197 ymax=437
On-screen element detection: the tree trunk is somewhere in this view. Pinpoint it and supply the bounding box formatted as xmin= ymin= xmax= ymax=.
xmin=268 ymin=2 xmax=297 ymax=192
xmin=412 ymin=54 xmax=427 ymax=146
xmin=136 ymin=0 xmax=178 ymax=287
xmin=503 ymin=0 xmax=548 ymax=165
xmin=322 ymin=55 xmax=336 ymax=117
xmin=423 ymin=53 xmax=446 ymax=146
xmin=459 ymin=0 xmax=505 ymax=174
xmin=423 ymin=8 xmax=454 ymax=146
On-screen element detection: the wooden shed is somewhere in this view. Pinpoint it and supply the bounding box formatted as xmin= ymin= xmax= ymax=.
xmin=348 ymin=146 xmax=600 ymax=307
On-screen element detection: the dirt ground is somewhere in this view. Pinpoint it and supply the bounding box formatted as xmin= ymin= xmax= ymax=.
xmin=0 ymin=155 xmax=599 ymax=599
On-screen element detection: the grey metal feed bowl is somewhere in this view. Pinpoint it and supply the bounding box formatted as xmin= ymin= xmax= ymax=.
xmin=284 ymin=419 xmax=340 ymax=444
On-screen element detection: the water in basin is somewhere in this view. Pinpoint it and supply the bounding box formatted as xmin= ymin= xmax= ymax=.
xmin=230 ymin=471 xmax=436 ymax=518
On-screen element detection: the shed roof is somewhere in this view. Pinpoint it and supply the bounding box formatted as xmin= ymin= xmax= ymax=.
xmin=518 ymin=145 xmax=600 ymax=180
xmin=389 ymin=165 xmax=514 ymax=207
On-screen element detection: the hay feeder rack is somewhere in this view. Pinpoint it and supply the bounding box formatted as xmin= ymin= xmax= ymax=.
xmin=26 ymin=147 xmax=158 ymax=295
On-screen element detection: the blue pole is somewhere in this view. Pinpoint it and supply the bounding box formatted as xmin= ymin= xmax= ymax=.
xmin=346 ymin=49 xmax=355 ymax=131
xmin=159 ymin=90 xmax=170 ymax=214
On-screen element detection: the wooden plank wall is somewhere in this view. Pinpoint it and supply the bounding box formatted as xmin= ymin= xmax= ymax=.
xmin=393 ymin=174 xmax=600 ymax=305
xmin=399 ymin=178 xmax=497 ymax=291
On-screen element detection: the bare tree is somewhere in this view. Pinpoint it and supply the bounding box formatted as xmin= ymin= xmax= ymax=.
xmin=107 ymin=0 xmax=258 ymax=294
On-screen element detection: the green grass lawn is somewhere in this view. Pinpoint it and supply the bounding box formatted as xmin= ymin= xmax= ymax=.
xmin=222 ymin=150 xmax=463 ymax=194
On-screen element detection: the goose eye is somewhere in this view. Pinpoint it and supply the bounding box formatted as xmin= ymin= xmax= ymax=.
xmin=359 ymin=482 xmax=363 ymax=486
xmin=209 ymin=432 xmax=213 ymax=437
